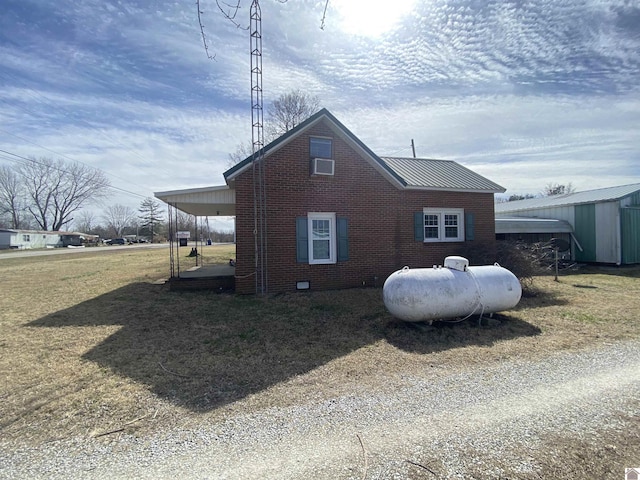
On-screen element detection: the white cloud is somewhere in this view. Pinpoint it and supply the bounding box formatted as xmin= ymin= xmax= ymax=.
xmin=336 ymin=90 xmax=640 ymax=194
xmin=1 ymin=0 xmax=639 ymax=218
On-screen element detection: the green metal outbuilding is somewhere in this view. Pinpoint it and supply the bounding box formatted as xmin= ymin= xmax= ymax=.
xmin=495 ymin=183 xmax=640 ymax=265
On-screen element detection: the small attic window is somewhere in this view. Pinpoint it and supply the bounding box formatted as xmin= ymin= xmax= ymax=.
xmin=310 ymin=137 xmax=332 ymax=158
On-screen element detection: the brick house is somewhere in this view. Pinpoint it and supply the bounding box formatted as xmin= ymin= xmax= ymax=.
xmin=223 ymin=108 xmax=505 ymax=294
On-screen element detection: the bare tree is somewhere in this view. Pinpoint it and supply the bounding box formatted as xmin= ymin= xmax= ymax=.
xmin=227 ymin=90 xmax=321 ymax=167
xmin=266 ymin=89 xmax=320 ymax=139
xmin=19 ymin=157 xmax=110 ymax=231
xmin=198 ymin=0 xmax=328 ymax=58
xmin=507 ymin=193 xmax=537 ymax=202
xmin=543 ymin=183 xmax=575 ymax=196
xmin=103 ymin=204 xmax=136 ymax=237
xmin=73 ymin=210 xmax=97 ymax=234
xmin=227 ymin=141 xmax=253 ymax=168
xmin=0 ymin=165 xmax=25 ymax=229
xmin=176 ymin=210 xmax=196 ymax=235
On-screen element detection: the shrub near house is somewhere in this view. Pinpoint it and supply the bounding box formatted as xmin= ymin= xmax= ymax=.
xmin=224 ymin=109 xmax=505 ymax=294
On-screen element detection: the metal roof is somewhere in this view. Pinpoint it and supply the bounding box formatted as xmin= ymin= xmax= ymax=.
xmin=224 ymin=108 xmax=504 ymax=194
xmin=155 ymin=110 xmax=507 ymax=218
xmin=496 ymin=183 xmax=640 ymax=213
xmin=380 ymin=157 xmax=506 ymax=193
xmin=154 ymin=185 xmax=235 ymax=216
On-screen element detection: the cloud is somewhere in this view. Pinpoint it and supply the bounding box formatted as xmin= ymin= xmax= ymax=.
xmin=0 ymin=0 xmax=638 ymax=216
xmin=336 ymin=89 xmax=640 ymax=194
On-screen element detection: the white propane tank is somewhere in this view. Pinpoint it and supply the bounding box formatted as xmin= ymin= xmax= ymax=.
xmin=382 ymin=256 xmax=522 ymax=322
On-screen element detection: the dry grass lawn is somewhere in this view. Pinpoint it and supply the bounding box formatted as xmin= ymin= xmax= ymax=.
xmin=1 ymin=245 xmax=639 ymax=447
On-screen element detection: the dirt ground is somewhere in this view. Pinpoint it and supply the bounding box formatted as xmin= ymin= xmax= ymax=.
xmin=0 ymin=247 xmax=639 ymax=477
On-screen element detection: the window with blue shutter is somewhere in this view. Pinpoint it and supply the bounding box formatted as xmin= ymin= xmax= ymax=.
xmin=337 ymin=217 xmax=349 ymax=261
xmin=296 ymin=217 xmax=309 ymax=263
xmin=296 ymin=214 xmax=348 ymax=264
xmin=414 ymin=212 xmax=424 ymax=241
xmin=416 ymin=209 xmax=465 ymax=242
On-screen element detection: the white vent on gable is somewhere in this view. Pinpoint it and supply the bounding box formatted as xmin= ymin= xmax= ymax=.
xmin=313 ymin=158 xmax=335 ymax=176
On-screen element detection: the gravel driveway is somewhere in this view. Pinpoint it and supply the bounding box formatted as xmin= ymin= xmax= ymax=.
xmin=2 ymin=340 xmax=639 ymax=479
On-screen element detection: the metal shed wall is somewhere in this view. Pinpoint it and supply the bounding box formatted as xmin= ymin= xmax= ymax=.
xmin=574 ymin=204 xmax=596 ymax=262
xmin=622 ymin=191 xmax=640 ymax=207
xmin=621 ymin=207 xmax=640 ymax=264
xmin=595 ymin=202 xmax=621 ymax=264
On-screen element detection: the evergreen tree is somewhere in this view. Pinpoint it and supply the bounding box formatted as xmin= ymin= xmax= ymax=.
xmin=138 ymin=197 xmax=164 ymax=243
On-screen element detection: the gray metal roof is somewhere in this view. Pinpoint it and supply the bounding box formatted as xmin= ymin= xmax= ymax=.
xmin=380 ymin=157 xmax=506 ymax=193
xmin=495 ymin=183 xmax=640 ymax=213
xmin=224 ymin=109 xmax=504 ymax=194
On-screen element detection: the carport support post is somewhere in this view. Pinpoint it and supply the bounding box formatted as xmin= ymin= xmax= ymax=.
xmin=554 ymin=247 xmax=559 ymax=282
xmin=194 ymin=215 xmax=199 ymax=267
xmin=168 ymin=203 xmax=176 ymax=278
xmin=175 ymin=203 xmax=180 ymax=276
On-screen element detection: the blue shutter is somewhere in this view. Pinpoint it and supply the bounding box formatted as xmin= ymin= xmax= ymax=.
xmin=414 ymin=212 xmax=424 ymax=241
xmin=465 ymin=212 xmax=475 ymax=241
xmin=296 ymin=217 xmax=308 ymax=263
xmin=337 ymin=217 xmax=349 ymax=262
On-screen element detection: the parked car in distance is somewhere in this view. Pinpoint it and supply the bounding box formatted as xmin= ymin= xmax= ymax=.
xmin=105 ymin=238 xmax=126 ymax=245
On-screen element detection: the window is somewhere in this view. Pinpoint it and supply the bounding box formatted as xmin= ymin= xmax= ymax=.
xmin=424 ymin=214 xmax=439 ymax=239
xmin=297 ymin=215 xmax=349 ymax=264
xmin=310 ymin=137 xmax=332 ymax=158
xmin=422 ymin=208 xmax=464 ymax=242
xmin=444 ymin=214 xmax=460 ymax=239
xmin=308 ymin=213 xmax=336 ymax=264
xmin=22 ymin=234 xmax=30 ymax=242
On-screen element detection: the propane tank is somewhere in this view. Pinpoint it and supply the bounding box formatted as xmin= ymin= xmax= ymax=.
xmin=382 ymin=256 xmax=521 ymax=322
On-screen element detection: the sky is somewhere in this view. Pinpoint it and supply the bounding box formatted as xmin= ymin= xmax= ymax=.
xmin=1 ymin=0 xmax=639 ymax=229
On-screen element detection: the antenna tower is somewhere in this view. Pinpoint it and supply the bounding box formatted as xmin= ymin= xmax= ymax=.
xmin=250 ymin=0 xmax=267 ymax=294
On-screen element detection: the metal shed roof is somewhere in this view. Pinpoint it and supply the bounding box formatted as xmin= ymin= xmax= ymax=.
xmin=381 ymin=157 xmax=505 ymax=193
xmin=496 ymin=183 xmax=640 ymax=213
xmin=154 ymin=185 xmax=235 ymax=216
xmin=495 ymin=217 xmax=573 ymax=234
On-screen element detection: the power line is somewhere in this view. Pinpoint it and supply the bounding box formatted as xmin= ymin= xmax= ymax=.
xmin=380 ymin=145 xmax=413 ymax=157
xmin=0 ymin=71 xmax=180 ymax=181
xmin=0 ymin=127 xmax=154 ymax=194
xmin=0 ymin=149 xmax=148 ymax=200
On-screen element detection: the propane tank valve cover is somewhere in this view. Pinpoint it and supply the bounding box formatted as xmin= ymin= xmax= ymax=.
xmin=444 ymin=256 xmax=469 ymax=272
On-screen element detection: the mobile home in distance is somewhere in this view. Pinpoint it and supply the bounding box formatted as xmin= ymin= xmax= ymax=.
xmin=0 ymin=229 xmax=59 ymax=250
xmin=0 ymin=229 xmax=88 ymax=250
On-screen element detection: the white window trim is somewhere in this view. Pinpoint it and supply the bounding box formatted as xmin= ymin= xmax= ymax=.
xmin=422 ymin=208 xmax=465 ymax=242
xmin=310 ymin=136 xmax=333 ymax=159
xmin=308 ymin=212 xmax=336 ymax=264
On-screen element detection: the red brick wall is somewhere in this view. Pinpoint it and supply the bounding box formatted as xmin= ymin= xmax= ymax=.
xmin=234 ymin=120 xmax=497 ymax=294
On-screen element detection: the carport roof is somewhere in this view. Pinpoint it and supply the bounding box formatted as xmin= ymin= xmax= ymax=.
xmin=495 ymin=217 xmax=573 ymax=234
xmin=154 ymin=185 xmax=235 ymax=216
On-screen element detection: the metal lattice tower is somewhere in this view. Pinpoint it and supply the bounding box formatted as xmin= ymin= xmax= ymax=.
xmin=250 ymin=0 xmax=267 ymax=294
